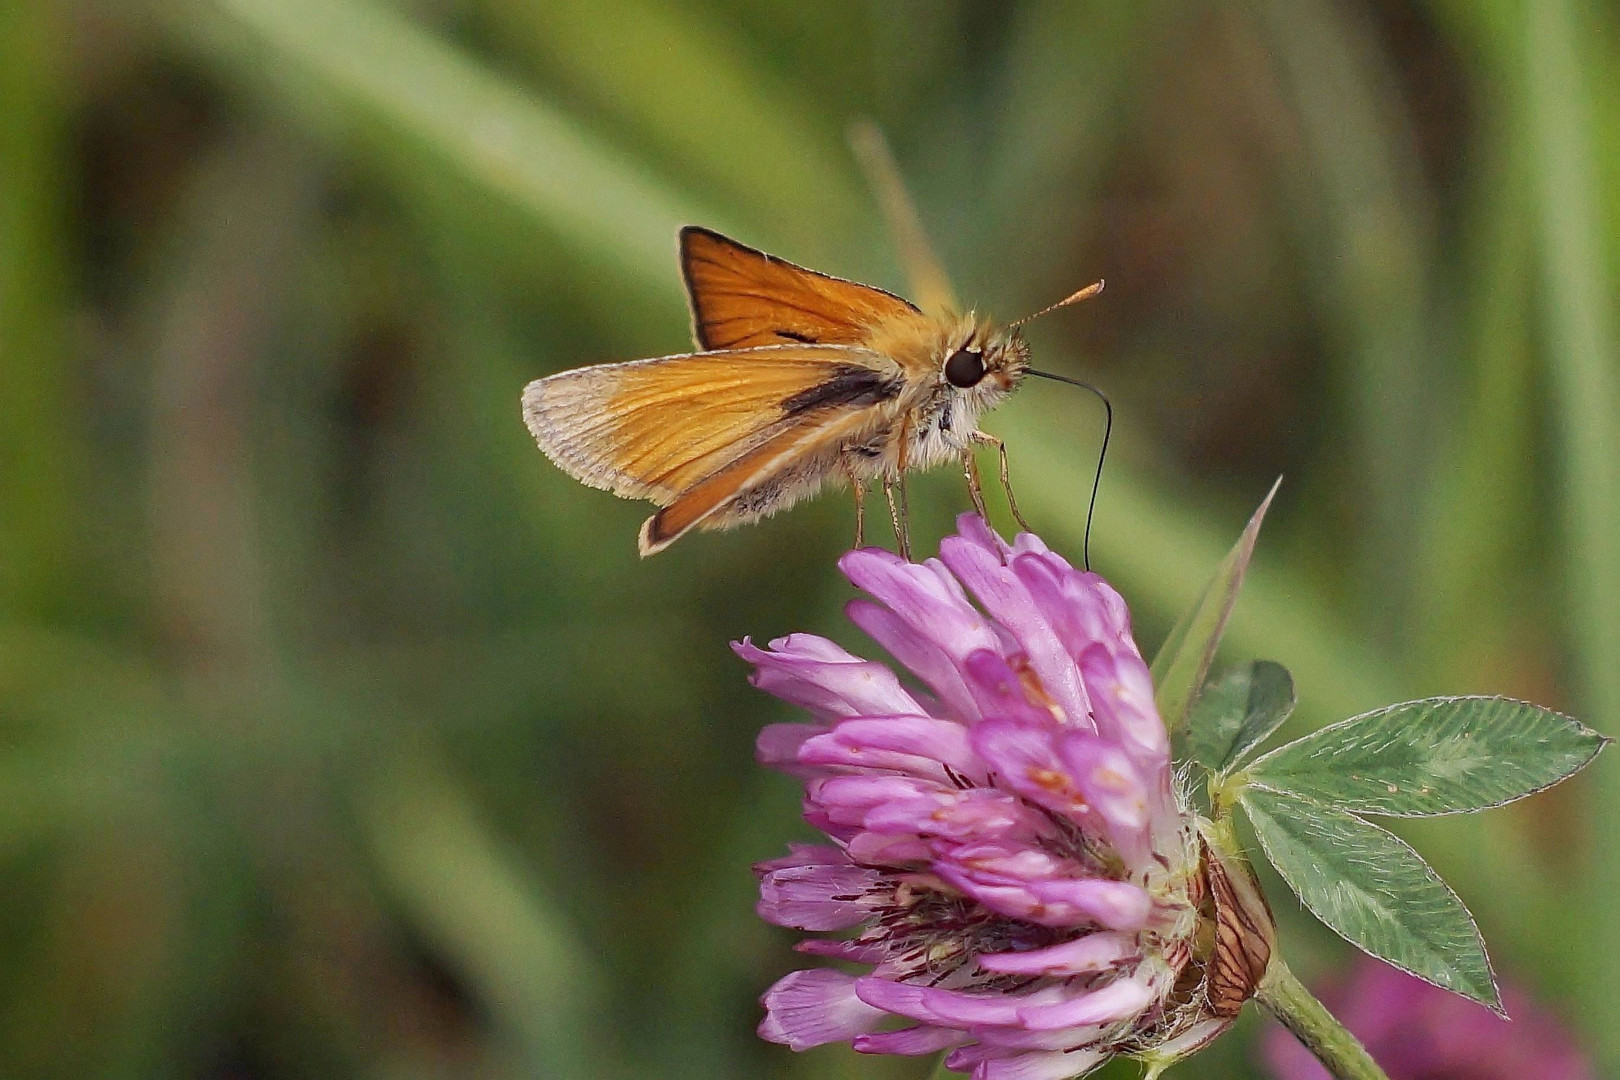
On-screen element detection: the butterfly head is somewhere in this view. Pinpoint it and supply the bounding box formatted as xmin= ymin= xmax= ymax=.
xmin=938 ymin=321 xmax=1029 ymax=412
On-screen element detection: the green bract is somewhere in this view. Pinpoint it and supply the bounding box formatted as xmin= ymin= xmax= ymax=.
xmin=1185 ymin=660 xmax=1296 ymax=775
xmin=1151 ymin=477 xmax=1280 ymax=740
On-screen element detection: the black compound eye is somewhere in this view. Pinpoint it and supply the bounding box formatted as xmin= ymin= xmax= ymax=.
xmin=944 ymin=347 xmax=986 ymax=388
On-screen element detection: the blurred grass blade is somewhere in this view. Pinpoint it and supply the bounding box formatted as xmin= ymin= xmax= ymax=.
xmin=643 ymin=773 xmax=790 ymax=1080
xmin=167 ymin=0 xmax=721 ymax=299
xmin=0 ymin=0 xmax=87 ymax=620
xmin=1252 ymin=0 xmax=1439 ymax=644
xmin=1411 ymin=137 xmax=1537 ymax=681
xmin=472 ymin=0 xmax=869 ymax=264
xmin=363 ymin=760 xmax=606 ymax=1080
xmin=978 ymin=0 xmax=1176 ymax=302
xmin=1151 ymin=477 xmax=1282 ymax=738
xmin=848 ymin=120 xmax=959 ymax=315
xmin=145 ymin=130 xmax=314 ymax=670
xmin=1522 ymin=0 xmax=1620 ymax=1064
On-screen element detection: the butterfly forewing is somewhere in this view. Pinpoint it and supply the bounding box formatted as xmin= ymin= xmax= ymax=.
xmin=681 ymin=226 xmax=923 ymax=350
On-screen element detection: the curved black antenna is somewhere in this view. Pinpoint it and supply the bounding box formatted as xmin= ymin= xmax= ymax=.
xmin=1025 ymin=368 xmax=1112 ymax=572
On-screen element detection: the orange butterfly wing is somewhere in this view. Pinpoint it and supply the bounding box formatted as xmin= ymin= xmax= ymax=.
xmin=638 ymin=405 xmax=881 ymax=555
xmin=521 ymin=344 xmax=901 ymax=553
xmin=680 ymin=226 xmax=922 ymax=350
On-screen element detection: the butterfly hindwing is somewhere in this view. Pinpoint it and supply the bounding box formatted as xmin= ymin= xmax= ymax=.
xmin=638 ymin=405 xmax=880 ymax=555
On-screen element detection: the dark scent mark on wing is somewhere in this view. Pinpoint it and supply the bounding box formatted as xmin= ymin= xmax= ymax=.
xmin=780 ymin=366 xmax=900 ymax=416
xmin=699 ymin=319 xmax=815 ymax=344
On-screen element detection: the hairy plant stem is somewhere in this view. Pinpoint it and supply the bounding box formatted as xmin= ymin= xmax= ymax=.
xmin=1257 ymin=957 xmax=1390 ymax=1080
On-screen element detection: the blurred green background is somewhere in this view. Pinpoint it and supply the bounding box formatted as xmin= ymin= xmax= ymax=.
xmin=3 ymin=0 xmax=1618 ymax=1077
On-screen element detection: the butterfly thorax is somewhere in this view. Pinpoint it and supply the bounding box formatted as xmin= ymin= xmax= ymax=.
xmin=852 ymin=310 xmax=1029 ymax=475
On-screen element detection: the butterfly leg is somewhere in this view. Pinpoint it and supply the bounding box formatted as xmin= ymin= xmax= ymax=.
xmin=882 ymin=415 xmax=915 ymax=560
xmin=883 ymin=475 xmax=912 ymax=561
xmin=972 ymin=431 xmax=1032 ymax=534
xmin=962 ymin=448 xmax=991 ymax=520
xmin=843 ymin=457 xmax=867 ymax=548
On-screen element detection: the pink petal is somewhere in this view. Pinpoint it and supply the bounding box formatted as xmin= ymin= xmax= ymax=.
xmin=756 ymin=723 xmax=831 ymax=775
xmin=795 ymin=938 xmax=885 ymax=963
xmin=773 ymin=633 xmax=868 ymax=662
xmin=948 ymin=1045 xmax=1105 ymax=1080
xmin=1010 ymin=556 xmax=1130 ymax=660
xmin=962 ymin=650 xmax=1064 ymax=727
xmin=855 ymin=977 xmax=1065 ymax=1026
xmin=845 ymin=829 xmax=933 ymax=864
xmin=734 ymin=635 xmax=923 ymax=720
xmin=968 ymin=720 xmax=1098 ymax=826
xmin=1058 ymin=736 xmax=1147 ymax=829
xmin=943 ymin=838 xmax=1071 ymax=875
xmin=1056 ymin=734 xmax=1152 ymax=866
xmin=940 ymin=536 xmax=1089 ymax=729
xmin=753 ymin=843 xmax=846 ymax=875
xmin=838 ymin=549 xmax=1000 ymax=661
xmin=1077 ymin=643 xmax=1167 ymax=763
xmin=852 ymin=1025 xmax=969 ymax=1055
xmin=846 ymin=599 xmax=981 ymax=722
xmin=807 ymin=774 xmax=945 ymax=826
xmin=798 ymin=715 xmax=980 ymax=781
xmin=1014 ymin=975 xmax=1156 ymax=1030
xmin=931 ymin=842 xmax=1081 ymax=926
xmin=1007 ymin=529 xmax=1061 ymax=563
xmin=759 ymin=969 xmax=886 ymax=1050
xmin=977 ymin=932 xmax=1138 ymax=976
xmin=952 ymin=512 xmax=1016 ymax=560
xmin=934 ymin=872 xmax=1057 ymax=925
xmin=802 ymin=807 xmax=854 ymax=843
xmin=938 ymin=865 xmax=1150 ymax=931
xmin=963 ymin=1023 xmax=1109 ymax=1051
xmin=757 ymin=861 xmax=881 ymax=930
xmin=1023 ymin=878 xmax=1152 ymax=932
xmin=866 ymin=790 xmax=1043 ymax=844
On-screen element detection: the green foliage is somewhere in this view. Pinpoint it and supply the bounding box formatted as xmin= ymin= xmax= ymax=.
xmin=1201 ymin=684 xmax=1605 ymax=1014
xmin=1185 ymin=660 xmax=1296 ymax=774
xmin=1241 ymin=786 xmax=1499 ymax=1012
xmin=1246 ymin=697 xmax=1609 ymax=816
xmin=1170 ymin=512 xmax=1607 ymax=1018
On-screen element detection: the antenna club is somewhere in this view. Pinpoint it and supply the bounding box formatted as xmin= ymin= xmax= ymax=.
xmin=1008 ymin=279 xmax=1107 ymax=329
